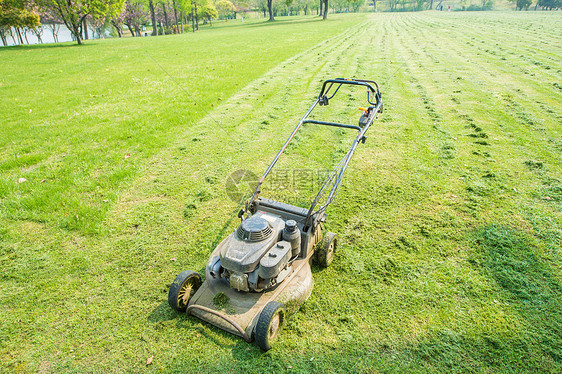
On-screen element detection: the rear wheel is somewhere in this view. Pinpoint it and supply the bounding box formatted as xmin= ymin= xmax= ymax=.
xmin=255 ymin=301 xmax=285 ymax=351
xmin=317 ymin=232 xmax=337 ymax=268
xmin=168 ymin=270 xmax=202 ymax=312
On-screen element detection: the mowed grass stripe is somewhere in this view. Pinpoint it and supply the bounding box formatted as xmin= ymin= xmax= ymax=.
xmin=96 ymin=19 xmax=383 ymax=370
xmin=370 ymin=13 xmax=562 ymax=372
xmin=413 ymin=12 xmax=562 ymax=162
xmin=392 ymin=13 xmax=560 ymax=218
xmin=426 ymin=13 xmax=562 ymax=88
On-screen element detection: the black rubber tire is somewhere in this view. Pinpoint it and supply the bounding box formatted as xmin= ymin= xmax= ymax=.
xmin=317 ymin=232 xmax=337 ymax=268
xmin=255 ymin=301 xmax=285 ymax=351
xmin=168 ymin=270 xmax=202 ymax=312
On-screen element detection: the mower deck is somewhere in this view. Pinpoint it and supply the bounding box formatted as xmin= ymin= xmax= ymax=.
xmin=187 ymin=242 xmax=316 ymax=341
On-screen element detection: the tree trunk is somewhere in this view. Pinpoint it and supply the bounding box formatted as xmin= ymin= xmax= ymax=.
xmin=53 ymin=25 xmax=59 ymax=42
xmin=112 ymin=21 xmax=124 ymax=37
xmin=194 ymin=2 xmax=199 ymax=30
xmin=319 ymin=0 xmax=323 ymax=15
xmin=191 ymin=4 xmax=195 ymax=32
xmin=10 ymin=30 xmax=18 ymax=45
xmin=73 ymin=24 xmax=83 ymax=45
xmin=162 ymin=4 xmax=169 ymax=28
xmin=150 ymin=0 xmax=158 ymax=35
xmin=429 ymin=0 xmax=433 ymax=9
xmin=23 ymin=29 xmax=30 ymax=44
xmin=15 ymin=27 xmax=23 ymax=44
xmin=23 ymin=29 xmax=29 ymax=45
xmin=0 ymin=30 xmax=6 ymax=46
xmin=267 ymin=0 xmax=275 ymax=20
xmin=83 ymin=19 xmax=89 ymax=40
xmin=126 ymin=23 xmax=135 ymax=36
xmin=322 ymin=0 xmax=328 ymax=18
xmin=172 ymin=0 xmax=180 ymax=33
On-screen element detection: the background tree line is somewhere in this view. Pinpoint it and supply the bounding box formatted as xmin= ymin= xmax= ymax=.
xmin=1 ymin=0 xmax=559 ymax=46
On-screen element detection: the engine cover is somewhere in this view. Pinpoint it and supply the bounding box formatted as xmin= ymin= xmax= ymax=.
xmin=219 ymin=212 xmax=284 ymax=274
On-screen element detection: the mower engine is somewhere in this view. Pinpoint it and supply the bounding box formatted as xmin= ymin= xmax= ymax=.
xmin=207 ymin=212 xmax=301 ymax=293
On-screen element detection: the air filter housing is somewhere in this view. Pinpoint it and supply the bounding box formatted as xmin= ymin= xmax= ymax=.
xmin=236 ymin=216 xmax=273 ymax=242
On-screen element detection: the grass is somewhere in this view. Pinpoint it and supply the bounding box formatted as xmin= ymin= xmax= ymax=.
xmin=1 ymin=11 xmax=561 ymax=373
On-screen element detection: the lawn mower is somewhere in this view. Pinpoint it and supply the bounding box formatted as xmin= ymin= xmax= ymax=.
xmin=168 ymin=78 xmax=382 ymax=350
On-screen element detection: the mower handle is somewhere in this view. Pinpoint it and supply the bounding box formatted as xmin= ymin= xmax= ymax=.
xmin=319 ymin=78 xmax=381 ymax=105
xmin=245 ymin=78 xmax=382 ymax=221
xmin=302 ymin=119 xmax=362 ymax=131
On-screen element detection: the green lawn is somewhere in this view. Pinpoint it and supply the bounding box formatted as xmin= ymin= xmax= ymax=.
xmin=1 ymin=11 xmax=561 ymax=373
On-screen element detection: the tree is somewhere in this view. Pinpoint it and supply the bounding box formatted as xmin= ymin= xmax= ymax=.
xmin=28 ymin=20 xmax=43 ymax=42
xmin=37 ymin=0 xmax=124 ymax=44
xmin=198 ymin=0 xmax=216 ymax=24
xmin=148 ymin=0 xmax=157 ymax=35
xmin=110 ymin=6 xmax=124 ymax=36
xmin=250 ymin=0 xmax=268 ymax=17
xmin=189 ymin=0 xmax=199 ymax=31
xmin=267 ymin=0 xmax=274 ymax=20
xmin=171 ymin=0 xmax=179 ymax=32
xmin=90 ymin=14 xmax=106 ymax=38
xmin=40 ymin=10 xmax=62 ymax=42
xmin=0 ymin=0 xmax=40 ymax=46
xmin=322 ymin=0 xmax=327 ymax=18
xmin=216 ymin=0 xmax=235 ymax=19
xmin=120 ymin=0 xmax=147 ymax=36
xmin=513 ymin=0 xmax=531 ymax=9
xmin=536 ymin=0 xmax=560 ymax=9
xmin=294 ymin=0 xmax=311 ymax=14
xmin=349 ymin=0 xmax=363 ymax=11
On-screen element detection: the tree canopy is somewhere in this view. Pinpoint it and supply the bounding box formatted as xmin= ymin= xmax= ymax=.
xmin=36 ymin=0 xmax=124 ymax=44
xmin=0 ymin=0 xmax=40 ymax=45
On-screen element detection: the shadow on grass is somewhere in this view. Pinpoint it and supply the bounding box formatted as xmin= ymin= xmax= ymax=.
xmin=245 ymin=17 xmax=327 ymax=29
xmin=396 ymin=225 xmax=562 ymax=372
xmin=147 ymin=302 xmax=177 ymax=323
xmin=475 ymin=225 xmax=562 ymax=359
xmin=148 ymin=300 xmax=235 ymax=347
xmin=1 ymin=42 xmax=93 ymax=50
xmin=182 ymin=16 xmax=324 ymax=34
xmin=210 ymin=206 xmax=244 ymax=249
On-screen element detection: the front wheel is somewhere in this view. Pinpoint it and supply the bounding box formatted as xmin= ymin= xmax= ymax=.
xmin=255 ymin=301 xmax=285 ymax=351
xmin=317 ymin=232 xmax=337 ymax=268
xmin=168 ymin=270 xmax=202 ymax=312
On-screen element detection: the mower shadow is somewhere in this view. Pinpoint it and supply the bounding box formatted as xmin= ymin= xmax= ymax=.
xmin=147 ymin=302 xmax=177 ymax=323
xmin=147 ymin=300 xmax=239 ymax=347
xmin=172 ymin=311 xmax=248 ymax=348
